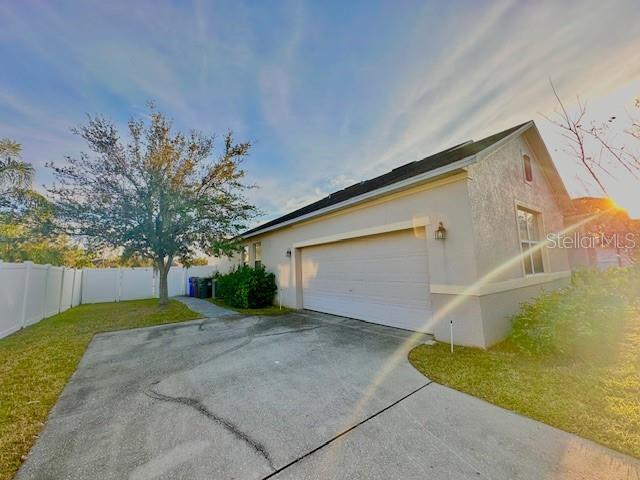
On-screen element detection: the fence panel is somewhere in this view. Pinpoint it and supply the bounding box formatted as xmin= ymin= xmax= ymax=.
xmin=0 ymin=263 xmax=27 ymax=338
xmin=45 ymin=266 xmax=64 ymax=318
xmin=1 ymin=261 xmax=221 ymax=340
xmin=71 ymin=270 xmax=82 ymax=307
xmin=82 ymin=268 xmax=119 ymax=304
xmin=0 ymin=262 xmax=80 ymax=338
xmin=186 ymin=266 xmax=216 ymax=278
xmin=59 ymin=268 xmax=76 ymax=312
xmin=25 ymin=264 xmax=48 ymax=326
xmin=167 ymin=268 xmax=186 ymax=297
xmin=120 ymin=268 xmax=155 ymax=301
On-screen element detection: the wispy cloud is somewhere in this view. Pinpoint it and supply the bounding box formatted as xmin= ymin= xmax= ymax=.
xmin=1 ymin=0 xmax=638 ymax=220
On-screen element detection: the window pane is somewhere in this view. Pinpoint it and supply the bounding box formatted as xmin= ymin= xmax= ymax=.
xmin=521 ymin=242 xmax=533 ymax=274
xmin=254 ymin=242 xmax=262 ymax=262
xmin=526 ymin=212 xmax=539 ymax=240
xmin=517 ymin=210 xmax=529 ymax=240
xmin=532 ymin=248 xmax=544 ymax=273
xmin=517 ymin=207 xmax=543 ymax=275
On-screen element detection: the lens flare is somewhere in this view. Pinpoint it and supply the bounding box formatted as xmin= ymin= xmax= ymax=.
xmin=321 ymin=208 xmax=610 ymax=465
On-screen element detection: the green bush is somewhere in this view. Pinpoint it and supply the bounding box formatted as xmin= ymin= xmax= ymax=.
xmin=510 ymin=267 xmax=638 ymax=358
xmin=215 ymin=265 xmax=277 ymax=309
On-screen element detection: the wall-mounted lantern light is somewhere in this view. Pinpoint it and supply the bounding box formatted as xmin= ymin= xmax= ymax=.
xmin=434 ymin=221 xmax=447 ymax=240
xmin=286 ymin=249 xmax=292 ymax=258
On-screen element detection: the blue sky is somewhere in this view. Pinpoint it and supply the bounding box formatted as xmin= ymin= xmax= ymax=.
xmin=1 ymin=0 xmax=639 ymax=220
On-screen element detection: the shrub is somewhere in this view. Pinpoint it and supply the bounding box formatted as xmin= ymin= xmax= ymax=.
xmin=509 ymin=267 xmax=638 ymax=358
xmin=214 ymin=265 xmax=277 ymax=309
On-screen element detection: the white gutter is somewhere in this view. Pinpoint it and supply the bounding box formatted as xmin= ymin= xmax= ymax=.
xmin=243 ymin=154 xmax=478 ymax=238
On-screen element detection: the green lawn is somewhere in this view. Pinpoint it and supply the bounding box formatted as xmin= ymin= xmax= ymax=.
xmin=409 ymin=315 xmax=640 ymax=459
xmin=0 ymin=299 xmax=200 ymax=480
xmin=209 ymin=297 xmax=295 ymax=316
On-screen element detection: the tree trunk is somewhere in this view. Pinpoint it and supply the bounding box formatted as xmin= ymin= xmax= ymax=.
xmin=158 ymin=262 xmax=170 ymax=306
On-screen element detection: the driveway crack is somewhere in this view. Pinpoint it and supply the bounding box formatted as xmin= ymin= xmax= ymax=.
xmin=144 ymin=389 xmax=275 ymax=470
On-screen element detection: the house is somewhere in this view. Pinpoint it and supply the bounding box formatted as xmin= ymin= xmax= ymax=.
xmin=241 ymin=121 xmax=572 ymax=348
xmin=563 ymin=197 xmax=639 ymax=270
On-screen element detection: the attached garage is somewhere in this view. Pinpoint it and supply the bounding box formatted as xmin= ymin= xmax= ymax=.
xmin=299 ymin=229 xmax=433 ymax=333
xmin=238 ymin=121 xmax=573 ymax=348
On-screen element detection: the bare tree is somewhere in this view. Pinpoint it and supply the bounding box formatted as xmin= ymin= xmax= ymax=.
xmin=543 ymin=81 xmax=640 ymax=195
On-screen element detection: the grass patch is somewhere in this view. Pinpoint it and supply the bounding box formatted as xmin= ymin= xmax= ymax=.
xmin=209 ymin=297 xmax=294 ymax=316
xmin=409 ymin=275 xmax=640 ymax=459
xmin=409 ymin=335 xmax=640 ymax=458
xmin=0 ymin=299 xmax=200 ymax=480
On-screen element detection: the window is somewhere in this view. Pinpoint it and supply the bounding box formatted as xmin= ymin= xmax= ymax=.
xmin=242 ymin=245 xmax=249 ymax=265
xmin=517 ymin=207 xmax=544 ymax=274
xmin=253 ymin=242 xmax=262 ymax=268
xmin=523 ymin=154 xmax=533 ymax=182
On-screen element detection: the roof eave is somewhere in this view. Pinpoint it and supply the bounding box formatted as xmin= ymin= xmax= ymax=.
xmin=243 ymin=121 xmax=538 ymax=240
xmin=242 ymin=154 xmax=478 ymax=239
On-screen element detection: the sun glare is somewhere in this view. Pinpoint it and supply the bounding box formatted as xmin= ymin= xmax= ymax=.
xmin=610 ymin=188 xmax=640 ymax=219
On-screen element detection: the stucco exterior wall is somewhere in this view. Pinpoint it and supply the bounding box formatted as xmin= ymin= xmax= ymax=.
xmin=456 ymin=131 xmax=572 ymax=347
xmin=466 ymin=132 xmax=570 ymax=283
xmin=430 ymin=293 xmax=485 ymax=347
xmin=478 ymin=276 xmax=570 ymax=346
xmin=246 ymin=173 xmax=478 ymax=313
xmin=241 ymin=129 xmax=572 ymax=348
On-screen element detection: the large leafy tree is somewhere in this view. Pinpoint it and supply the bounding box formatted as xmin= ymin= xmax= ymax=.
xmin=49 ymin=107 xmax=257 ymax=304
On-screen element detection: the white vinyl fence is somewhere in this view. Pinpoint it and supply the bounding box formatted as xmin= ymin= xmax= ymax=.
xmin=0 ymin=262 xmax=217 ymax=340
xmin=80 ymin=265 xmax=215 ymax=304
xmin=0 ymin=262 xmax=82 ymax=339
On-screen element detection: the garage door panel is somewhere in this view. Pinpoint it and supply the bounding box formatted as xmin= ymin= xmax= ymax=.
xmin=303 ymin=258 xmax=427 ymax=281
xmin=304 ymin=276 xmax=428 ymax=290
xmin=306 ymin=251 xmax=426 ymax=263
xmin=304 ymin=288 xmax=429 ymax=306
xmin=301 ymin=229 xmax=432 ymax=333
xmin=303 ymin=293 xmax=430 ymax=331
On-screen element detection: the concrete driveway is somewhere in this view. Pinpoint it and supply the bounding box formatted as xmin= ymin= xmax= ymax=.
xmin=18 ymin=298 xmax=640 ymax=479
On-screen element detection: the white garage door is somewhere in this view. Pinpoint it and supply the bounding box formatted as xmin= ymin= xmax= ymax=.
xmin=301 ymin=229 xmax=432 ymax=332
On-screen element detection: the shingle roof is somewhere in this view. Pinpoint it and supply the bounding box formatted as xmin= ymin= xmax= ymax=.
xmin=244 ymin=121 xmax=530 ymax=236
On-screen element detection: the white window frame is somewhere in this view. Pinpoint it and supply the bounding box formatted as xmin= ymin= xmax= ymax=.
xmin=253 ymin=242 xmax=262 ymax=268
xmin=516 ymin=205 xmax=545 ymax=275
xmin=242 ymin=245 xmax=249 ymax=265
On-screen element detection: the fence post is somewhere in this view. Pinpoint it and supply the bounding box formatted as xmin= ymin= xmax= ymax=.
xmin=182 ymin=267 xmax=187 ymax=296
xmin=20 ymin=261 xmax=32 ymax=328
xmin=117 ymin=268 xmax=122 ymax=302
xmin=42 ymin=264 xmax=51 ymax=321
xmin=78 ymin=269 xmax=83 ymax=305
xmin=57 ymin=267 xmax=65 ymax=313
xmin=70 ymin=269 xmax=76 ymax=307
